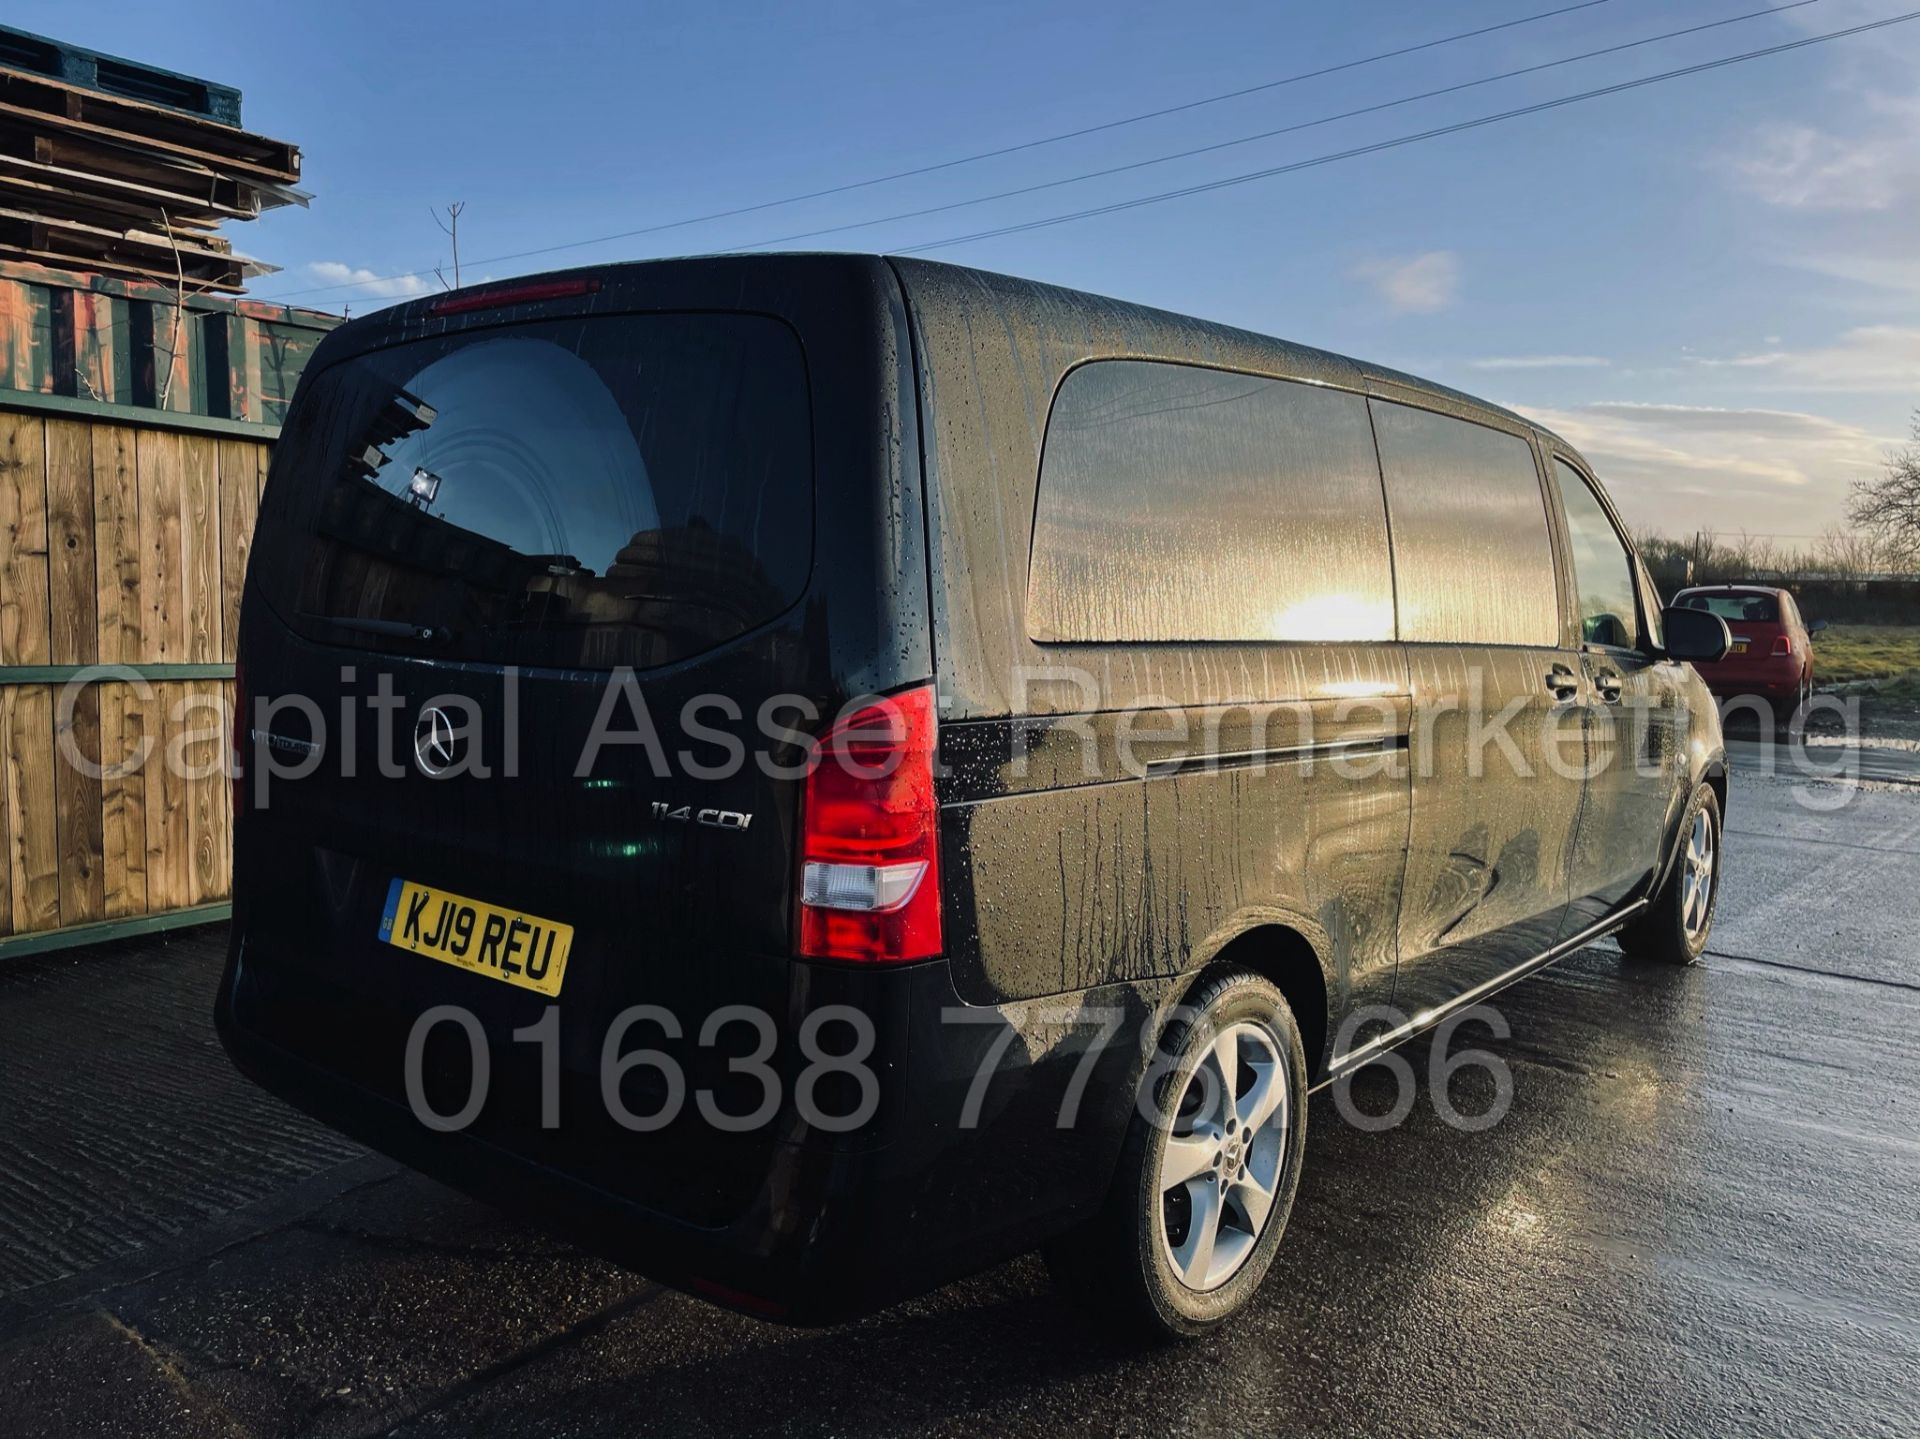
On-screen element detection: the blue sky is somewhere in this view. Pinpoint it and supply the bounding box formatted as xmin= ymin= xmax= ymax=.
xmin=22 ymin=0 xmax=1920 ymax=541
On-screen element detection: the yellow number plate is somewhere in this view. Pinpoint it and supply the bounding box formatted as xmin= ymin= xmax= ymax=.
xmin=1730 ymin=639 xmax=1749 ymax=654
xmin=378 ymin=878 xmax=573 ymax=996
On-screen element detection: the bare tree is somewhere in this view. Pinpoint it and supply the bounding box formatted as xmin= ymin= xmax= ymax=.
xmin=154 ymin=207 xmax=198 ymax=409
xmin=1815 ymin=525 xmax=1888 ymax=578
xmin=1635 ymin=524 xmax=1895 ymax=584
xmin=1849 ymin=414 xmax=1920 ymax=571
xmin=432 ymin=201 xmax=467 ymax=289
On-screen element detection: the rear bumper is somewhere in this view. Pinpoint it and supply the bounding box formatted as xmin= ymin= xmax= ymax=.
xmin=218 ymin=989 xmax=879 ymax=1321
xmin=216 ymin=934 xmax=1155 ymax=1324
xmin=1694 ymin=660 xmax=1803 ymax=699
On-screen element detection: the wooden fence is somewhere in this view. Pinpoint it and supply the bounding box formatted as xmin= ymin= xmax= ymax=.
xmin=0 ymin=260 xmax=337 ymax=956
xmin=1 ymin=407 xmax=264 ymax=944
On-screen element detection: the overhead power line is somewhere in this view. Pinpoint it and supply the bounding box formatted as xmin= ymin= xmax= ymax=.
xmin=889 ymin=7 xmax=1920 ymax=255
xmin=256 ymin=0 xmax=1616 ymax=302
xmin=722 ymin=0 xmax=1826 ymax=254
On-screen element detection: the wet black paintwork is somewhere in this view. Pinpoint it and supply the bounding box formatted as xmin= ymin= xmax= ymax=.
xmin=221 ymin=256 xmax=950 ymax=1313
xmin=219 ymin=254 xmax=1724 ymax=1325
xmin=899 ymin=256 xmax=1722 ymax=1043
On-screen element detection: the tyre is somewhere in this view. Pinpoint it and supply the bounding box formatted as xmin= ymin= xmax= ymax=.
xmin=1045 ymin=971 xmax=1308 ymax=1339
xmin=1617 ymin=782 xmax=1721 ymax=966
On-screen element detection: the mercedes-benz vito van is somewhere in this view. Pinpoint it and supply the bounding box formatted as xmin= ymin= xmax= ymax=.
xmin=218 ymin=255 xmax=1730 ymax=1337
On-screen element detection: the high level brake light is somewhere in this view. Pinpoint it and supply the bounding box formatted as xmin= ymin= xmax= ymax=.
xmin=797 ymin=685 xmax=943 ymax=963
xmin=428 ymin=276 xmax=599 ymax=316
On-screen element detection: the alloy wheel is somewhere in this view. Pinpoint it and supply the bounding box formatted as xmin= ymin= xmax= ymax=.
xmin=1682 ymin=808 xmax=1716 ymax=943
xmin=1156 ymin=1021 xmax=1292 ymax=1292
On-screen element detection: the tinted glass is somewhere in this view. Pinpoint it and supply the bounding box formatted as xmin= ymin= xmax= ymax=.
xmin=253 ymin=313 xmax=812 ymax=670
xmin=1027 ymin=361 xmax=1393 ymax=643
xmin=1554 ymin=460 xmax=1640 ymax=649
xmin=1679 ymin=592 xmax=1780 ymax=623
xmin=1371 ymin=401 xmax=1559 ymax=647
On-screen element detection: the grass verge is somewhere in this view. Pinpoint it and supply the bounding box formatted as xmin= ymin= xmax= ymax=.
xmin=1816 ymin=625 xmax=1920 ymax=686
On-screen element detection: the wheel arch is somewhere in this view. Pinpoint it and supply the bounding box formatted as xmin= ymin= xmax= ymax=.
xmin=1178 ymin=918 xmax=1333 ymax=1084
xmin=1650 ymin=757 xmax=1726 ymax=899
xmin=1702 ymin=756 xmax=1728 ymax=819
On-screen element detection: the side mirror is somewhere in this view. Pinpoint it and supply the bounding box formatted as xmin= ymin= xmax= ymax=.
xmin=1809 ymin=617 xmax=1830 ymax=635
xmin=1661 ymin=605 xmax=1730 ymax=663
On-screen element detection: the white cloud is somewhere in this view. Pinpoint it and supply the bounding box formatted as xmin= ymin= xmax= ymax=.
xmin=1351 ymin=251 xmax=1458 ymax=314
xmin=1783 ymin=0 xmax=1920 ymax=34
xmin=1726 ymin=122 xmax=1908 ymax=211
xmin=1466 ymin=354 xmax=1609 ymax=372
xmin=1721 ymin=88 xmax=1920 ymax=211
xmin=1712 ymin=76 xmax=1920 ymax=304
xmin=1714 ymin=78 xmax=1920 ymax=300
xmin=1517 ymin=400 xmax=1899 ymax=536
xmin=306 ymin=261 xmax=429 ymax=298
xmin=1781 ymin=246 xmax=1920 ymax=301
xmin=1691 ymin=326 xmax=1920 ymax=392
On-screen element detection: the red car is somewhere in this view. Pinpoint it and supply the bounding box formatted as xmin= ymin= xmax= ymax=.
xmin=1671 ymin=584 xmax=1825 ymax=722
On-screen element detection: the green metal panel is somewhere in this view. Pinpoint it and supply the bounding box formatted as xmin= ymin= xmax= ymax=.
xmin=0 ymin=259 xmax=338 ymax=428
xmin=253 ymin=316 xmax=324 ymax=426
xmin=1 ymin=280 xmax=55 ymax=392
xmin=70 ymin=286 xmax=137 ymax=403
xmin=0 ymin=390 xmax=281 ymax=442
xmin=0 ymin=902 xmax=231 ymax=961
xmin=0 ymin=662 xmax=236 ymax=686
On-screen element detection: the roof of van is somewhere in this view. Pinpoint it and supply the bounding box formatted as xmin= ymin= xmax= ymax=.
xmin=317 ymin=252 xmax=1585 ymax=464
xmin=882 ymin=256 xmax=1578 ymax=456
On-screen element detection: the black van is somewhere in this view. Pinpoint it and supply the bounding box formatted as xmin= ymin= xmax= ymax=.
xmin=218 ymin=255 xmax=1730 ymax=1337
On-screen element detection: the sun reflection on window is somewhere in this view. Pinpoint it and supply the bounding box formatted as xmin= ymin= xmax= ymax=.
xmin=1265 ymin=593 xmax=1395 ymax=643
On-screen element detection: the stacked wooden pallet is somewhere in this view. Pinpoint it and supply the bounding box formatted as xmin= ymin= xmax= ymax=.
xmin=0 ymin=26 xmax=304 ymax=294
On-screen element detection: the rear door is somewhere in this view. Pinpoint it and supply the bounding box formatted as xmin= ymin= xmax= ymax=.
xmin=1548 ymin=454 xmax=1682 ymax=930
xmin=231 ymin=260 xmax=926 ymax=1216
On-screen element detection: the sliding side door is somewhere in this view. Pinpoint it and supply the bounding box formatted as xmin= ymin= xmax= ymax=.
xmin=1372 ymin=399 xmax=1584 ymax=1016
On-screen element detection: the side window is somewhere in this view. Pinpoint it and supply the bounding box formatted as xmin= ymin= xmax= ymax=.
xmin=1027 ymin=360 xmax=1395 ymax=643
xmin=1370 ymin=401 xmax=1560 ymax=647
xmin=1553 ymin=460 xmax=1641 ymax=651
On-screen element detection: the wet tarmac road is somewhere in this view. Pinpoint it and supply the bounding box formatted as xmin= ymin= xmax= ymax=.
xmin=2 ymin=762 xmax=1916 ymax=1438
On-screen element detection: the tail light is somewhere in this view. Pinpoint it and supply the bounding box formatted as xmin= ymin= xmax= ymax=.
xmin=230 ymin=659 xmax=248 ymax=820
xmin=1771 ymin=635 xmax=1793 ymax=658
xmin=797 ymin=685 xmax=943 ymax=963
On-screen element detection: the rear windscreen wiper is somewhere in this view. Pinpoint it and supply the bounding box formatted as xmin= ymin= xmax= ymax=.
xmin=300 ymin=614 xmax=455 ymax=645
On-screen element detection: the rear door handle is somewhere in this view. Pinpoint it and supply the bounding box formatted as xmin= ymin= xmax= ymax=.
xmin=1545 ymin=665 xmax=1580 ymax=702
xmin=1593 ymin=669 xmax=1623 ymax=704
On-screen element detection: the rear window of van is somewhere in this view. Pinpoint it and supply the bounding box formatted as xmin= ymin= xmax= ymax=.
xmin=251 ymin=312 xmax=813 ymax=670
